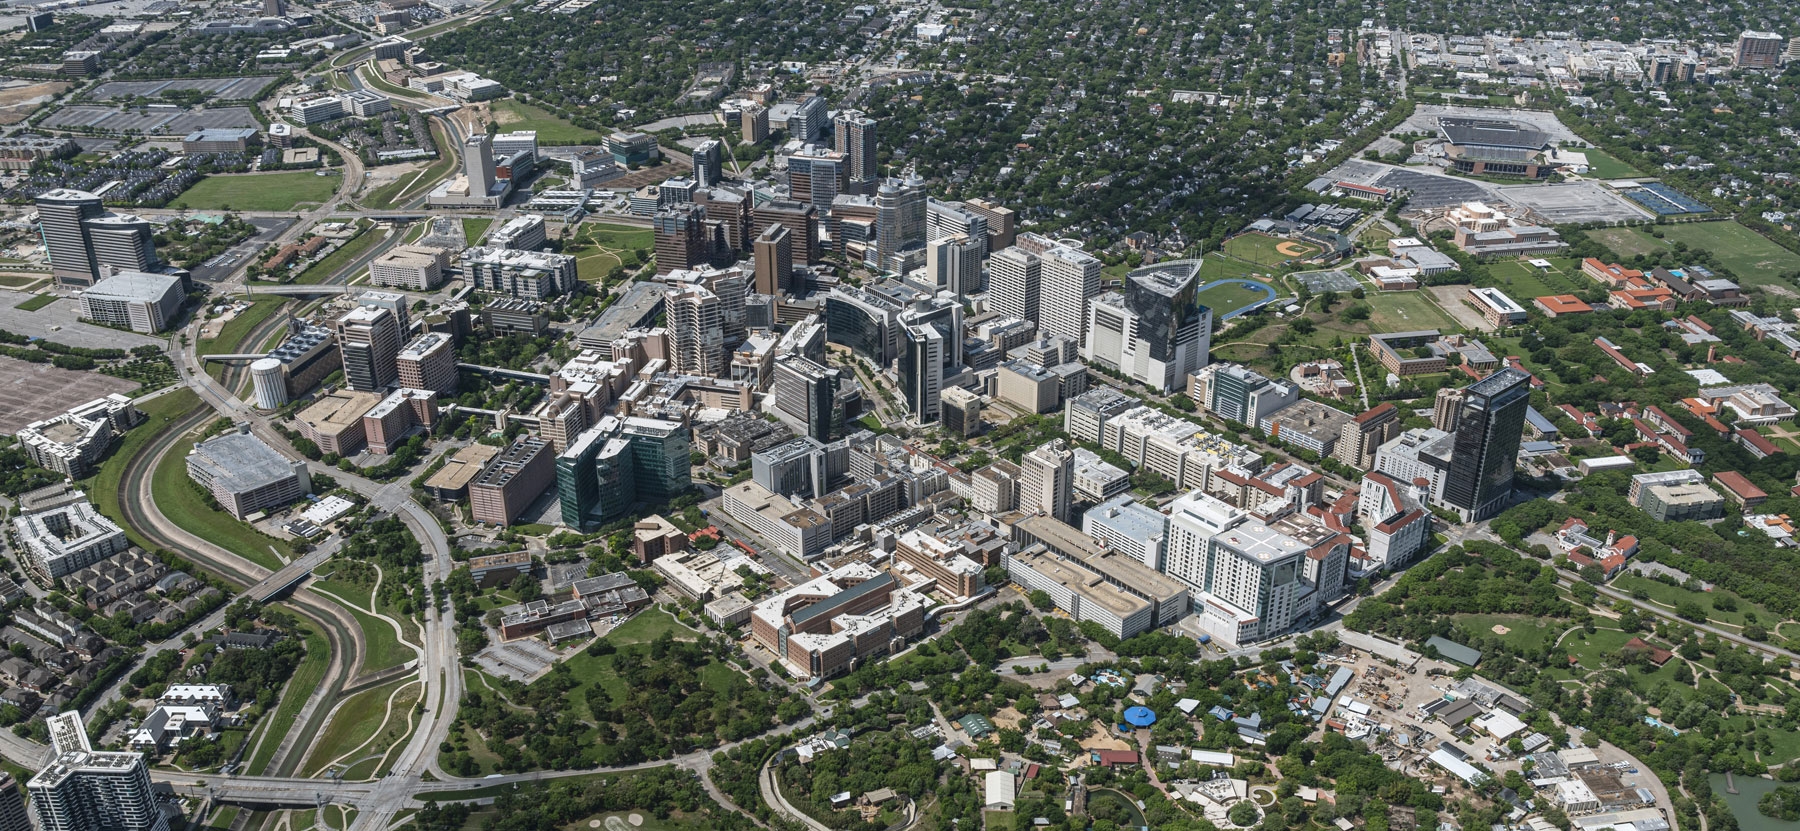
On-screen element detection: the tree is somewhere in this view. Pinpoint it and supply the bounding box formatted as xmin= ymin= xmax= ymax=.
xmin=1230 ymin=801 xmax=1261 ymax=826
xmin=1029 ymin=590 xmax=1054 ymax=612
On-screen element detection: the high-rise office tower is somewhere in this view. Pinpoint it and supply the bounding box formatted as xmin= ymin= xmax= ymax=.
xmin=787 ymin=95 xmax=827 ymax=142
xmin=926 ymin=200 xmax=990 ymax=251
xmin=692 ymin=138 xmax=723 ymax=188
xmin=1040 ymin=244 xmax=1101 ymax=345
xmin=335 ymin=305 xmax=402 ymax=392
xmin=1163 ymin=489 xmax=1348 ymax=646
xmin=665 ymin=284 xmax=724 ymax=376
xmin=36 ymin=189 xmax=160 ymax=287
xmin=753 ymin=223 xmax=793 ymax=295
xmin=833 ymin=110 xmax=877 ymax=192
xmin=653 ymin=203 xmax=708 ymax=274
xmin=753 ymin=200 xmax=818 ymax=263
xmin=1737 ymin=30 xmax=1785 ymax=69
xmin=963 ymin=198 xmax=1017 ymax=250
xmin=36 ymin=189 xmax=103 ymax=285
xmin=1442 ymin=368 xmax=1530 ymax=521
xmin=786 ymin=145 xmax=846 ymax=207
xmin=772 ymin=354 xmax=846 ymax=442
xmin=873 ymin=172 xmax=926 ymax=274
xmin=1083 ymin=259 xmax=1211 ymax=392
xmin=988 ymin=246 xmax=1041 ymax=323
xmin=0 ymin=772 xmax=28 ymax=831
xmin=1019 ymin=438 xmax=1073 ymax=523
xmin=739 ymin=103 xmax=769 ymax=144
xmin=464 ymin=131 xmax=496 ymax=195
xmin=896 ymin=295 xmax=962 ymax=424
xmin=396 ymin=331 xmax=458 ymax=395
xmin=557 ymin=416 xmax=691 ymax=530
xmin=926 ymin=234 xmax=983 ymax=299
xmin=31 ymin=712 xmax=169 ymax=831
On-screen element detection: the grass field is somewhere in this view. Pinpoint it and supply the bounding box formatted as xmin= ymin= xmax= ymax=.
xmin=607 ymin=608 xmax=695 ymax=644
xmin=462 ymin=218 xmax=492 ymax=244
xmin=0 ymin=275 xmax=43 ymax=288
xmin=154 ymin=434 xmax=290 ymax=572
xmin=82 ymin=388 xmax=201 ymax=540
xmin=1612 ymin=573 xmax=1781 ymax=629
xmin=171 ymin=172 xmax=341 ymax=212
xmin=1652 ymin=221 xmax=1800 ymax=289
xmin=488 ymin=98 xmax=606 ymax=145
xmin=1582 ymin=148 xmax=1642 ymax=179
xmin=355 ymin=65 xmax=428 ymax=99
xmin=1558 ymin=627 xmax=1686 ymax=693
xmin=1225 ymin=233 xmax=1322 ymax=265
xmin=294 ymin=221 xmax=382 ymax=285
xmin=1194 ymin=281 xmax=1274 ymax=316
xmin=1366 ymin=290 xmax=1458 ymax=332
xmin=1454 ymin=613 xmax=1566 ymax=652
xmin=248 ymin=627 xmax=331 ymax=775
xmin=312 ymin=580 xmax=415 ymax=674
xmin=570 ymin=222 xmax=653 ymax=283
xmin=1586 ymin=227 xmax=1663 ymax=259
xmin=1483 ymin=257 xmax=1585 ymax=298
xmin=14 ymin=293 xmax=53 ymax=311
xmin=199 ymin=297 xmax=290 ymax=381
xmin=302 ymin=677 xmax=421 ymax=777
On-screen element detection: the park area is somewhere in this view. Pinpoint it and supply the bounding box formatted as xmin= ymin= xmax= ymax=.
xmin=1588 ymin=222 xmax=1800 ymax=288
xmin=1481 ymin=257 xmax=1586 ymax=299
xmin=1224 ymin=232 xmax=1322 ymax=266
xmin=169 ymin=171 xmax=341 ymax=211
xmin=1580 ymin=148 xmax=1641 ymax=179
xmin=566 ymin=222 xmax=653 ymax=283
xmin=488 ymin=98 xmax=606 ymax=145
xmin=1193 ymin=279 xmax=1276 ymax=318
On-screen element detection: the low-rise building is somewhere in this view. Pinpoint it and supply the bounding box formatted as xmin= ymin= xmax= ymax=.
xmin=748 ymin=563 xmax=929 ymax=681
xmin=1466 ymin=287 xmax=1527 ymax=327
xmin=295 ymin=390 xmax=381 ymax=456
xmin=466 ymin=551 xmax=533 ymax=588
xmin=420 ymin=442 xmax=499 ymax=500
xmin=1005 ymin=515 xmax=1188 ymax=639
xmin=1628 ymin=470 xmax=1725 ymax=522
xmin=79 ymin=271 xmax=185 ymax=333
xmin=368 ymin=245 xmax=448 ymax=290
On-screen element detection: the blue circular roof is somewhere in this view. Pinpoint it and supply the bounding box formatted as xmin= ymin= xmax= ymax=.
xmin=1123 ymin=706 xmax=1157 ymax=727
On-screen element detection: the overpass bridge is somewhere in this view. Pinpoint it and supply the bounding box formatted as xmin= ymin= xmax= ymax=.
xmin=456 ymin=363 xmax=550 ymax=383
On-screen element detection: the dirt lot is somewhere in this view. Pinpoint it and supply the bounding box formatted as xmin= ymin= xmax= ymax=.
xmin=1425 ymin=285 xmax=1494 ymax=332
xmin=0 ymin=355 xmax=137 ymax=432
xmin=0 ymin=80 xmax=70 ymax=125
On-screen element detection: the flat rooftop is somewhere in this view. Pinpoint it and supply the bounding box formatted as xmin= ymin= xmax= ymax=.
xmin=297 ymin=390 xmax=382 ymax=434
xmin=1013 ymin=546 xmax=1150 ymax=619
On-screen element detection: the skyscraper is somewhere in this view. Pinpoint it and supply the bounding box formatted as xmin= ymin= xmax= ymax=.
xmin=753 ymin=200 xmax=818 ymax=263
xmin=692 ymin=138 xmax=723 ymax=187
xmin=1040 ymin=244 xmax=1101 ymax=345
xmin=653 ymin=203 xmax=708 ymax=274
xmin=31 ymin=712 xmax=169 ymax=831
xmin=873 ymin=172 xmax=926 ymax=274
xmin=926 ymin=234 xmax=983 ymax=299
xmin=335 ymin=305 xmax=402 ymax=392
xmin=1083 ymin=259 xmax=1211 ymax=392
xmin=896 ymin=295 xmax=962 ymax=424
xmin=833 ymin=110 xmax=877 ymax=192
xmin=926 ymin=200 xmax=990 ymax=251
xmin=0 ymin=772 xmax=29 ymax=831
xmin=772 ymin=353 xmax=847 ymax=442
xmin=557 ymin=416 xmax=691 ymax=530
xmin=787 ymin=95 xmax=827 ymax=142
xmin=665 ymin=284 xmax=724 ymax=376
xmin=1019 ymin=439 xmax=1073 ymax=523
xmin=35 ymin=189 xmax=160 ymax=287
xmin=463 ymin=131 xmax=496 ymax=195
xmin=785 ymin=145 xmax=846 ymax=207
xmin=753 ymin=223 xmax=793 ymax=295
xmin=1441 ymin=368 xmax=1530 ymax=521
xmin=988 ymin=246 xmax=1041 ymax=323
xmin=963 ymin=198 xmax=1017 ymax=250
xmin=1736 ymin=30 xmax=1785 ymax=70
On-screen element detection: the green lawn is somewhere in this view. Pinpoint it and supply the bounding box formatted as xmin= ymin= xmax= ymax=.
xmin=1483 ymin=257 xmax=1585 ymax=298
xmin=1193 ymin=280 xmax=1274 ymax=317
xmin=1557 ymin=627 xmax=1686 ymax=693
xmin=302 ymin=677 xmax=420 ymax=777
xmin=1650 ymin=221 xmax=1800 ymax=289
xmin=0 ymin=275 xmax=43 ymax=288
xmin=153 ymin=434 xmax=290 ymax=572
xmin=488 ymin=98 xmax=606 ymax=145
xmin=293 ymin=221 xmax=383 ymax=285
xmin=1366 ymin=290 xmax=1458 ymax=332
xmin=607 ymin=608 xmax=697 ymax=644
xmin=461 ymin=218 xmax=493 ymax=244
xmin=248 ymin=627 xmax=331 ymax=775
xmin=1581 ymin=148 xmax=1642 ymax=179
xmin=81 ymin=389 xmax=202 ymax=540
xmin=1199 ymin=255 xmax=1263 ymax=281
xmin=170 ymin=172 xmax=342 ymax=212
xmin=14 ymin=293 xmax=54 ymax=311
xmin=356 ymin=64 xmax=428 ymax=99
xmin=1224 ymin=232 xmax=1321 ymax=265
xmin=983 ymin=811 xmax=1015 ymax=831
xmin=1453 ymin=613 xmax=1566 ymax=652
xmin=314 ymin=586 xmax=414 ymax=674
xmin=1586 ymin=227 xmax=1663 ymax=259
xmin=198 ymin=297 xmax=290 ymax=365
xmin=1612 ymin=573 xmax=1780 ymax=629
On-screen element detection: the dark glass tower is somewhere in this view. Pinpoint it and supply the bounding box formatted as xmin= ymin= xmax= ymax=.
xmin=1442 ymin=368 xmax=1531 ymax=521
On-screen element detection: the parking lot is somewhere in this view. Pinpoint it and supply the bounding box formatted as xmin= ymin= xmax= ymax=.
xmin=0 ymin=291 xmax=162 ymax=350
xmin=473 ymin=633 xmax=580 ymax=683
xmin=1293 ymin=269 xmax=1363 ymax=292
xmin=1495 ymin=182 xmax=1650 ymax=224
xmin=40 ymin=105 xmax=259 ymax=135
xmin=191 ymin=217 xmax=294 ymax=283
xmin=1395 ymin=104 xmax=1582 ymax=144
xmin=0 ymin=354 xmax=139 ymax=432
xmin=87 ymin=77 xmax=277 ymax=103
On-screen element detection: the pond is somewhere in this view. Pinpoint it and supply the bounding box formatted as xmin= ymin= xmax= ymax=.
xmin=1711 ymin=772 xmax=1800 ymax=831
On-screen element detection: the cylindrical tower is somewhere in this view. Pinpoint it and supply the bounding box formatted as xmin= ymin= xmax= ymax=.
xmin=249 ymin=358 xmax=289 ymax=410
